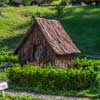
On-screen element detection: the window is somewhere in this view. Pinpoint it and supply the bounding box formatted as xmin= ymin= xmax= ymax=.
xmin=33 ymin=44 xmax=43 ymax=61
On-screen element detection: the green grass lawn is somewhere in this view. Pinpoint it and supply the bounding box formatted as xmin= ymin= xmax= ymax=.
xmin=0 ymin=6 xmax=100 ymax=54
xmin=51 ymin=0 xmax=62 ymax=4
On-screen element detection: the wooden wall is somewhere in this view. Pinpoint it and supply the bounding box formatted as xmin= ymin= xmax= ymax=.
xmin=18 ymin=24 xmax=74 ymax=68
xmin=54 ymin=54 xmax=74 ymax=68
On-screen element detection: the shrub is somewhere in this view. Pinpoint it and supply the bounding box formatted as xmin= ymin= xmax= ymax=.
xmin=0 ymin=54 xmax=18 ymax=64
xmin=0 ymin=0 xmax=9 ymax=6
xmin=55 ymin=6 xmax=64 ymax=18
xmin=74 ymin=58 xmax=100 ymax=68
xmin=8 ymin=65 xmax=99 ymax=90
xmin=0 ymin=69 xmax=8 ymax=81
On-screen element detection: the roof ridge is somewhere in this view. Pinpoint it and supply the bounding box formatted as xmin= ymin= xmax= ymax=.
xmin=35 ymin=17 xmax=58 ymax=22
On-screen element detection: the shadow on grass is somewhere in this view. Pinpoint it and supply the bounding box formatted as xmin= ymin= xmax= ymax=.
xmin=0 ymin=34 xmax=24 ymax=51
xmin=46 ymin=6 xmax=100 ymax=54
xmin=13 ymin=21 xmax=32 ymax=31
xmin=0 ymin=6 xmax=100 ymax=54
xmin=0 ymin=19 xmax=32 ymax=51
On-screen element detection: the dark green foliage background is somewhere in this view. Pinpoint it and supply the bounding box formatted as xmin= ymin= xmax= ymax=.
xmin=0 ymin=55 xmax=18 ymax=63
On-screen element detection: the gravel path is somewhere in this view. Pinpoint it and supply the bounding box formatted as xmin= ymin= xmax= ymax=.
xmin=5 ymin=89 xmax=94 ymax=100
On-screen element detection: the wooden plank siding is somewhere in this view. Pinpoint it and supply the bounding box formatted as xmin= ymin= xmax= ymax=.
xmin=18 ymin=33 xmax=74 ymax=68
xmin=18 ymin=24 xmax=57 ymax=67
xmin=14 ymin=18 xmax=80 ymax=68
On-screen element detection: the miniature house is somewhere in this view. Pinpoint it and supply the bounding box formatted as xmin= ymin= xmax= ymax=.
xmin=14 ymin=18 xmax=80 ymax=68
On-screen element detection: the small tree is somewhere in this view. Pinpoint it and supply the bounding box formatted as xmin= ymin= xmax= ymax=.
xmin=55 ymin=6 xmax=64 ymax=19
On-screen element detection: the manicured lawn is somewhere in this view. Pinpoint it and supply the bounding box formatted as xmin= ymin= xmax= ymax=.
xmin=0 ymin=6 xmax=100 ymax=54
xmin=0 ymin=6 xmax=55 ymax=51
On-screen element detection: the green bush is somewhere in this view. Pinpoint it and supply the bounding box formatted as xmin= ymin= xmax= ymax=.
xmin=0 ymin=0 xmax=9 ymax=6
xmin=74 ymin=58 xmax=100 ymax=68
xmin=0 ymin=69 xmax=8 ymax=81
xmin=55 ymin=6 xmax=64 ymax=18
xmin=0 ymin=54 xmax=18 ymax=63
xmin=8 ymin=65 xmax=99 ymax=90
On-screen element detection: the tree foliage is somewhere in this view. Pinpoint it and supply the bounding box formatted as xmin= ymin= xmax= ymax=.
xmin=0 ymin=0 xmax=55 ymax=6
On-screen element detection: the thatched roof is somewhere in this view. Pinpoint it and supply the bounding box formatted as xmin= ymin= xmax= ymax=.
xmin=14 ymin=17 xmax=80 ymax=55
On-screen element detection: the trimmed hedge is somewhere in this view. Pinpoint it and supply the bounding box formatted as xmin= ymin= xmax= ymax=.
xmin=8 ymin=65 xmax=99 ymax=90
xmin=0 ymin=55 xmax=18 ymax=63
xmin=74 ymin=58 xmax=100 ymax=68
